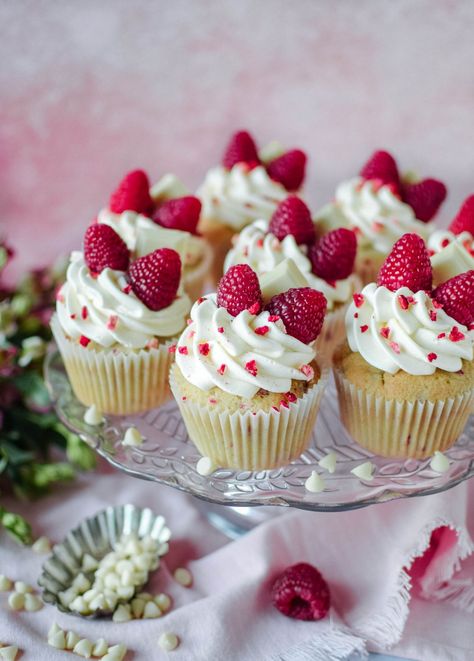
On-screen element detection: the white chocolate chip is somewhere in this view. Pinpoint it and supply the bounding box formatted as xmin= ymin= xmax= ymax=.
xmin=112 ymin=603 xmax=132 ymax=623
xmin=59 ymin=587 xmax=77 ymax=608
xmin=89 ymin=594 xmax=107 ymax=611
xmin=82 ymin=588 xmax=98 ymax=603
xmin=32 ymin=535 xmax=52 ymax=554
xmin=65 ymin=630 xmax=80 ymax=650
xmin=154 ymin=593 xmax=171 ymax=612
xmin=174 ymin=567 xmax=192 ymax=587
xmin=116 ymin=586 xmax=134 ymax=601
xmin=92 ymin=638 xmax=109 ymax=657
xmin=131 ymin=597 xmax=145 ymax=618
xmin=105 ymin=643 xmax=127 ymax=661
xmin=73 ymin=638 xmax=93 ymax=658
xmin=72 ymin=573 xmax=91 ymax=593
xmin=430 ymin=451 xmax=450 ymax=473
xmin=0 ymin=575 xmax=12 ymax=591
xmin=318 ymin=451 xmax=337 ymax=474
xmin=70 ymin=596 xmax=89 ymax=614
xmin=48 ymin=622 xmax=62 ymax=639
xmin=48 ymin=630 xmax=66 ymax=650
xmin=122 ymin=427 xmax=143 ymax=447
xmin=24 ymin=593 xmax=43 ymax=611
xmin=14 ymin=581 xmax=33 ymax=594
xmin=0 ymin=646 xmax=19 ymax=661
xmin=136 ymin=591 xmax=153 ymax=601
xmin=8 ymin=592 xmax=25 ymax=611
xmin=83 ymin=404 xmax=104 ymax=426
xmin=158 ymin=632 xmax=180 ymax=651
xmin=351 ymin=461 xmax=375 ymax=481
xmin=81 ymin=553 xmax=99 ymax=572
xmin=304 ymin=471 xmax=326 ymax=493
xmin=196 ymin=456 xmax=217 ymax=476
xmin=143 ymin=600 xmax=162 ymax=619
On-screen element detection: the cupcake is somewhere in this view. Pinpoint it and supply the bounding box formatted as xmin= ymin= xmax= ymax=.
xmin=98 ymin=169 xmax=212 ymax=301
xmin=334 ymin=233 xmax=474 ymax=459
xmin=315 ymin=150 xmax=447 ymax=285
xmin=197 ymin=130 xmax=307 ymax=283
xmin=52 ymin=223 xmax=191 ymax=415
xmin=169 ymin=264 xmax=328 ymax=470
xmin=429 ymin=195 xmax=474 ymax=285
xmin=224 ymin=196 xmax=359 ymax=356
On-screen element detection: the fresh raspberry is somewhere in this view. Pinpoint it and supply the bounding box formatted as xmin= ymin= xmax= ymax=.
xmin=402 ymin=178 xmax=447 ymax=222
xmin=265 ymin=287 xmax=327 ymax=343
xmin=432 ymin=270 xmax=474 ymax=327
xmin=309 ymin=228 xmax=357 ymax=281
xmin=217 ymin=264 xmax=263 ymax=317
xmin=266 ymin=149 xmax=307 ymax=191
xmin=268 ymin=196 xmax=315 ymax=246
xmin=222 ymin=130 xmax=260 ymax=169
xmin=377 ymin=233 xmax=432 ymax=293
xmin=109 ymin=169 xmax=154 ymax=215
xmin=153 ymin=196 xmax=201 ymax=235
xmin=360 ymin=150 xmax=400 ymax=187
xmin=129 ymin=248 xmax=181 ymax=311
xmin=83 ymin=224 xmax=130 ymax=274
xmin=448 ymin=195 xmax=474 ymax=236
xmin=272 ymin=562 xmax=330 ymax=621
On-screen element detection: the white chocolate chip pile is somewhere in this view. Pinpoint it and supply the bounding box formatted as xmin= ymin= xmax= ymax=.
xmin=0 ymin=575 xmax=43 ymax=612
xmin=48 ymin=623 xmax=127 ymax=659
xmin=0 ymin=644 xmax=20 ymax=661
xmin=58 ymin=534 xmax=166 ymax=618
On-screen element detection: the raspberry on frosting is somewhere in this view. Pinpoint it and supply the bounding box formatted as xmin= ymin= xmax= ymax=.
xmin=268 ymin=196 xmax=315 ymax=246
xmin=401 ymin=178 xmax=447 ymax=223
xmin=360 ymin=150 xmax=400 ymax=188
xmin=271 ymin=562 xmax=330 ymax=621
xmin=309 ymin=228 xmax=357 ymax=281
xmin=433 ymin=270 xmax=474 ymax=327
xmin=448 ymin=195 xmax=474 ymax=236
xmin=265 ymin=287 xmax=327 ymax=344
xmin=377 ymin=233 xmax=433 ymax=293
xmin=153 ymin=196 xmax=202 ymax=235
xmin=109 ymin=169 xmax=154 ymax=215
xmin=217 ymin=264 xmax=263 ymax=317
xmin=222 ymin=130 xmax=260 ymax=170
xmin=83 ymin=224 xmax=130 ymax=274
xmin=266 ymin=149 xmax=307 ymax=192
xmin=129 ymin=247 xmax=181 ymax=311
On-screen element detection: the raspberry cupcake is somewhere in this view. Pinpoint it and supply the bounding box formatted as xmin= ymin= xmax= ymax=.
xmin=98 ymin=169 xmax=212 ymax=301
xmin=224 ymin=196 xmax=359 ymax=356
xmin=169 ymin=264 xmax=328 ymax=470
xmin=197 ymin=130 xmax=307 ymax=283
xmin=334 ymin=233 xmax=474 ymax=459
xmin=52 ymin=224 xmax=191 ymax=415
xmin=429 ymin=195 xmax=474 ymax=285
xmin=315 ymin=150 xmax=447 ymax=285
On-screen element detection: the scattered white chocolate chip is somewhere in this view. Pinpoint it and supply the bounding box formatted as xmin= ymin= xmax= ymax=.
xmin=48 ymin=622 xmax=62 ymax=639
xmin=24 ymin=593 xmax=43 ymax=611
xmin=92 ymin=638 xmax=108 ymax=657
xmin=122 ymin=426 xmax=143 ymax=447
xmin=158 ymin=632 xmax=180 ymax=652
xmin=154 ymin=593 xmax=171 ymax=612
xmin=73 ymin=638 xmax=93 ymax=658
xmin=70 ymin=596 xmax=88 ymax=614
xmin=59 ymin=587 xmax=77 ymax=608
xmin=351 ymin=461 xmax=375 ymax=481
xmin=105 ymin=643 xmax=127 ymax=661
xmin=430 ymin=451 xmax=450 ymax=473
xmin=143 ymin=600 xmax=162 ymax=619
xmin=112 ymin=603 xmax=132 ymax=623
xmin=196 ymin=456 xmax=217 ymax=476
xmin=48 ymin=630 xmax=66 ymax=650
xmin=83 ymin=404 xmax=104 ymax=426
xmin=0 ymin=575 xmax=12 ymax=591
xmin=32 ymin=535 xmax=52 ymax=554
xmin=65 ymin=630 xmax=80 ymax=650
xmin=14 ymin=581 xmax=33 ymax=594
xmin=131 ymin=597 xmax=145 ymax=618
xmin=8 ymin=592 xmax=24 ymax=611
xmin=136 ymin=591 xmax=153 ymax=601
xmin=0 ymin=646 xmax=19 ymax=661
xmin=304 ymin=471 xmax=326 ymax=493
xmin=174 ymin=567 xmax=192 ymax=587
xmin=318 ymin=451 xmax=337 ymax=474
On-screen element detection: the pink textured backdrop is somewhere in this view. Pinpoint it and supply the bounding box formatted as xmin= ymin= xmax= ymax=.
xmin=1 ymin=0 xmax=474 ymax=278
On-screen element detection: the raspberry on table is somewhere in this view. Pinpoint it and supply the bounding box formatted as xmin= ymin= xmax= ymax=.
xmin=265 ymin=287 xmax=327 ymax=344
xmin=309 ymin=228 xmax=357 ymax=281
xmin=266 ymin=149 xmax=307 ymax=192
xmin=129 ymin=248 xmax=181 ymax=311
xmin=268 ymin=196 xmax=315 ymax=246
xmin=217 ymin=264 xmax=263 ymax=317
xmin=83 ymin=224 xmax=130 ymax=274
xmin=377 ymin=233 xmax=433 ymax=293
xmin=272 ymin=562 xmax=330 ymax=621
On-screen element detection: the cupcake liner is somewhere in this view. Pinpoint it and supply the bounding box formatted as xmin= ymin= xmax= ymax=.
xmin=334 ymin=366 xmax=474 ymax=458
xmin=316 ymin=275 xmax=361 ymax=361
xmin=355 ymin=250 xmax=386 ymax=286
xmin=182 ymin=241 xmax=213 ymax=302
xmin=169 ymin=363 xmax=329 ymax=470
xmin=51 ymin=315 xmax=175 ymax=415
xmin=198 ymin=217 xmax=235 ymax=286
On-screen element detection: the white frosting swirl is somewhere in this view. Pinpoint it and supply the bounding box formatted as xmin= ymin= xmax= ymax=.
xmin=197 ymin=164 xmax=288 ymax=231
xmin=98 ymin=209 xmax=204 ymax=267
xmin=346 ymin=282 xmax=473 ymax=375
xmin=224 ymin=219 xmax=353 ymax=310
xmin=56 ymin=252 xmax=191 ymax=349
xmin=316 ymin=177 xmax=431 ymax=253
xmin=428 ymin=230 xmax=474 ymax=284
xmin=175 ymin=295 xmax=315 ymax=398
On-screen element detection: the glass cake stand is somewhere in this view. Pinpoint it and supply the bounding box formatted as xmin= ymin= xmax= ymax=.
xmin=45 ymin=350 xmax=474 ymax=536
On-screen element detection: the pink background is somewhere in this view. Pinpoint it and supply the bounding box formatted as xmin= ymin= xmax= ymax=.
xmin=1 ymin=0 xmax=474 ymax=278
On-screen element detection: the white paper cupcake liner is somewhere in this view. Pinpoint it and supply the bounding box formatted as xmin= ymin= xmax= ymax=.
xmin=169 ymin=363 xmax=329 ymax=470
xmin=51 ymin=315 xmax=175 ymax=415
xmin=182 ymin=241 xmax=213 ymax=302
xmin=334 ymin=366 xmax=474 ymax=458
xmin=315 ymin=275 xmax=361 ymax=362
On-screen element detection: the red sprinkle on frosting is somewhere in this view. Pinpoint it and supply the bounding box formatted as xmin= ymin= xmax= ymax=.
xmin=178 ymin=346 xmax=188 ymax=355
xmin=107 ymin=315 xmax=118 ymax=330
xmin=122 ymin=284 xmax=132 ymax=294
xmin=198 ymin=342 xmax=210 ymax=356
xmin=427 ymin=352 xmax=437 ymax=362
xmin=248 ymin=302 xmax=260 ymax=315
xmin=255 ymin=325 xmax=270 ymax=335
xmin=380 ymin=326 xmax=390 ymax=339
xmin=217 ymin=326 xmax=225 ymax=334
xmin=429 ymin=310 xmax=437 ymax=322
xmin=353 ymin=293 xmax=364 ymax=308
xmin=437 ymin=332 xmax=446 ymax=339
xmin=268 ymin=315 xmax=280 ymax=323
xmin=389 ymin=341 xmax=401 ymax=354
xmin=217 ymin=364 xmax=226 ymax=375
xmin=360 ymin=324 xmax=369 ymax=333
xmin=301 ymin=364 xmax=314 ymax=380
xmin=168 ymin=344 xmax=177 ymax=354
xmin=449 ymin=326 xmax=465 ymax=342
xmin=81 ymin=306 xmax=88 ymax=320
xmin=79 ymin=335 xmax=91 ymax=347
xmin=245 ymin=359 xmax=258 ymax=376
xmin=398 ymin=294 xmax=409 ymax=310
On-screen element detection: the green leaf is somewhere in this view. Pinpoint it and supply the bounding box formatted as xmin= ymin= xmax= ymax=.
xmin=65 ymin=433 xmax=96 ymax=471
xmin=0 ymin=507 xmax=33 ymax=545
